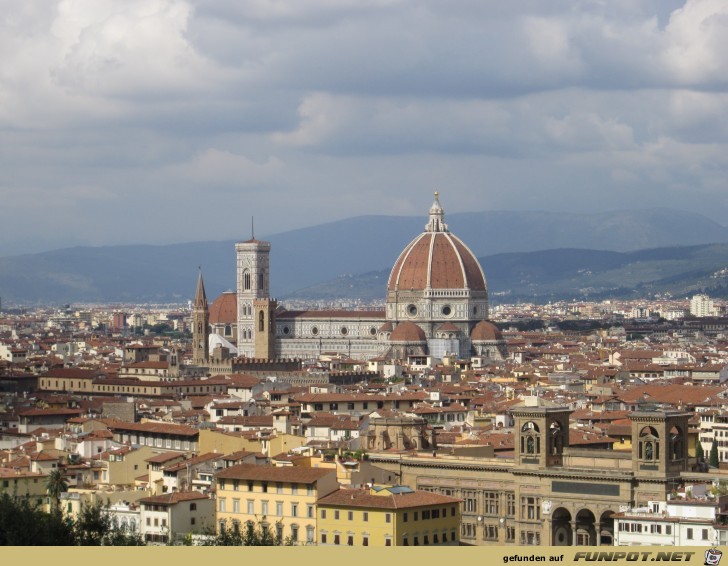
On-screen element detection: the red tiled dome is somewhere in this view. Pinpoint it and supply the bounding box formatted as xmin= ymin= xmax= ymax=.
xmin=471 ymin=320 xmax=503 ymax=341
xmin=209 ymin=292 xmax=237 ymax=325
xmin=390 ymin=322 xmax=427 ymax=342
xmin=387 ymin=231 xmax=486 ymax=292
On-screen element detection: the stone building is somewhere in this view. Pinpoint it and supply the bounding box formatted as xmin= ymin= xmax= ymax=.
xmin=195 ymin=193 xmax=507 ymax=364
xmin=366 ymin=397 xmax=691 ymax=547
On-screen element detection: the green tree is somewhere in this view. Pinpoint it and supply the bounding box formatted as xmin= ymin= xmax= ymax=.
xmin=696 ymin=440 xmax=705 ymax=462
xmin=199 ymin=519 xmax=290 ymax=546
xmin=74 ymin=501 xmax=145 ymax=546
xmin=0 ymin=493 xmax=74 ymax=545
xmin=710 ymin=441 xmax=720 ymax=468
xmin=45 ymin=468 xmax=69 ymax=511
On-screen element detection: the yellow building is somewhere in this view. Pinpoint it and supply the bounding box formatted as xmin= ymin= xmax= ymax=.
xmin=317 ymin=485 xmax=461 ymax=547
xmin=215 ymin=464 xmax=338 ymax=545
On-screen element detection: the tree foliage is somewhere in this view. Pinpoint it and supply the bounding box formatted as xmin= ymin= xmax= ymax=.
xmin=197 ymin=519 xmax=291 ymax=546
xmin=710 ymin=441 xmax=720 ymax=468
xmin=0 ymin=495 xmax=144 ymax=546
xmin=46 ymin=468 xmax=69 ymax=510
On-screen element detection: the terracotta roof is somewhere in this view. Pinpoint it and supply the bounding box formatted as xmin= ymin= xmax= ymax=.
xmin=215 ymin=463 xmax=335 ymax=484
xmin=471 ymin=320 xmax=503 ymax=342
xmin=317 ymin=487 xmax=461 ymax=509
xmin=390 ymin=322 xmax=427 ymax=343
xmin=104 ymin=420 xmax=199 ymax=437
xmin=388 ymin=230 xmax=486 ymax=292
xmin=209 ymin=292 xmax=237 ymax=325
xmin=139 ymin=491 xmax=210 ymax=505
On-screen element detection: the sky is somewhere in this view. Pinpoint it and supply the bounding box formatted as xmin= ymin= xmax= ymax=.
xmin=2 ymin=0 xmax=728 ymax=257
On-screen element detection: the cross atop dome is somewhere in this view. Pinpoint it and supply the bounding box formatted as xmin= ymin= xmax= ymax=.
xmin=426 ymin=191 xmax=448 ymax=233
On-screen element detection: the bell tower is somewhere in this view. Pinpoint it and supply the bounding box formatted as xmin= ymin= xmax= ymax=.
xmin=512 ymin=396 xmax=571 ymax=469
xmin=236 ymin=235 xmax=271 ymax=357
xmin=253 ymin=298 xmax=277 ymax=360
xmin=192 ymin=269 xmax=209 ymax=365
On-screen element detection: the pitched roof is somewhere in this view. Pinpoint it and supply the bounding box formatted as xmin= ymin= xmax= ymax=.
xmin=215 ymin=463 xmax=335 ymax=484
xmin=317 ymin=487 xmax=461 ymax=509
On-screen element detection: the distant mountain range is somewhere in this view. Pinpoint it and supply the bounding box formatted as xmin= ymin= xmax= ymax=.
xmin=289 ymin=244 xmax=728 ymax=303
xmin=1 ymin=208 xmax=728 ymax=305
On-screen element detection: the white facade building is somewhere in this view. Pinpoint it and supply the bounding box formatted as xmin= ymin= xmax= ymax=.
xmin=614 ymin=497 xmax=727 ymax=546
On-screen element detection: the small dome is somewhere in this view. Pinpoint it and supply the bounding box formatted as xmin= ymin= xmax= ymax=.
xmin=209 ymin=292 xmax=237 ymax=324
xmin=436 ymin=322 xmax=461 ymax=333
xmin=378 ymin=321 xmax=394 ymax=333
xmin=471 ymin=320 xmax=503 ymax=342
xmin=390 ymin=322 xmax=427 ymax=343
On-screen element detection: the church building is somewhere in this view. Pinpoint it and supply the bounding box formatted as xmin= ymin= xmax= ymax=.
xmin=195 ymin=194 xmax=507 ymax=363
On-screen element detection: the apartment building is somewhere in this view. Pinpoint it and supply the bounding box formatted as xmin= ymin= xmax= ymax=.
xmin=214 ymin=464 xmax=338 ymax=545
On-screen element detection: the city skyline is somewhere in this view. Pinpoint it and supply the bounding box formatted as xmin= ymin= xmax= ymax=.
xmin=2 ymin=0 xmax=728 ymax=257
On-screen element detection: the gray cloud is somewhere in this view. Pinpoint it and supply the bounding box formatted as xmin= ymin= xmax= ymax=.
xmin=1 ymin=0 xmax=728 ymax=257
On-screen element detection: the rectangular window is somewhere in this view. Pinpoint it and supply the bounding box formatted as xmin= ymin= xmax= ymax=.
xmin=277 ymin=482 xmax=283 ymax=494
xmin=307 ymin=485 xmax=314 ymax=496
xmin=261 ymin=501 xmax=268 ymax=515
xmin=687 ymin=528 xmax=693 ymax=540
xmin=308 ymin=505 xmax=314 ymax=518
xmin=334 ymin=510 xmax=340 ymax=520
xmin=385 ymin=513 xmax=391 ymax=523
xmin=247 ymin=500 xmax=254 ymax=514
xmin=363 ymin=512 xmax=368 ymax=522
xmin=348 ymin=511 xmax=353 ymax=521
xmin=247 ymin=481 xmax=253 ymax=492
xmin=291 ymin=503 xmax=298 ymax=517
xmin=321 ymin=510 xmax=327 ymax=519
xmin=232 ymin=499 xmax=240 ymax=513
xmin=485 ymin=492 xmax=499 ymax=515
xmin=291 ymin=526 xmax=298 ymax=542
xmin=385 ymin=538 xmax=391 ymax=547
xmin=347 ymin=535 xmax=353 ymax=546
xmin=276 ymin=502 xmax=283 ymax=516
xmin=521 ymin=496 xmax=540 ymax=521
xmin=334 ymin=534 xmax=340 ymax=545
xmin=403 ymin=512 xmax=408 ymax=523
xmin=362 ymin=536 xmax=369 ymax=546
xmin=321 ymin=533 xmax=327 ymax=544
xmin=703 ymin=529 xmax=709 ymax=540
xmin=219 ymin=499 xmax=226 ymax=513
xmin=291 ymin=484 xmax=298 ymax=495
xmin=506 ymin=493 xmax=516 ymax=517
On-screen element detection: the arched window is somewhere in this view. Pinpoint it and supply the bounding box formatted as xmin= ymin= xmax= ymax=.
xmin=670 ymin=426 xmax=683 ymax=461
xmin=224 ymin=325 xmax=231 ymax=336
xmin=259 ymin=270 xmax=265 ymax=290
xmin=638 ymin=426 xmax=660 ymax=462
xmin=244 ymin=270 xmax=251 ymax=291
xmin=549 ymin=422 xmax=563 ymax=455
xmin=259 ymin=311 xmax=265 ymax=332
xmin=520 ymin=421 xmax=540 ymax=455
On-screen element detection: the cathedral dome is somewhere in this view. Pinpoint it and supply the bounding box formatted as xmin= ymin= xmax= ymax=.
xmin=390 ymin=322 xmax=427 ymax=342
xmin=209 ymin=291 xmax=237 ymax=325
xmin=471 ymin=320 xmax=503 ymax=342
xmin=387 ymin=193 xmax=486 ymax=293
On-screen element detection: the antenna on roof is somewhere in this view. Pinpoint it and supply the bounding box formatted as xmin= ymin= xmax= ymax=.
xmin=251 ymin=216 xmax=255 ymax=240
